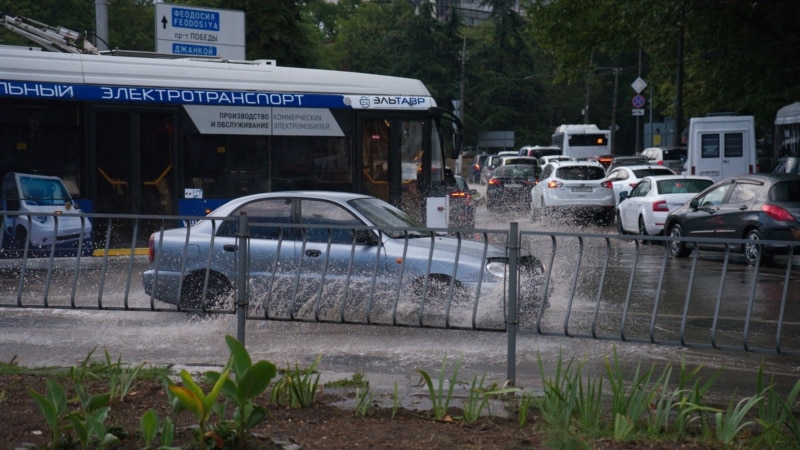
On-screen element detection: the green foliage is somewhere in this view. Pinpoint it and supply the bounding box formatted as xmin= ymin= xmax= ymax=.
xmin=101 ymin=348 xmax=144 ymax=402
xmin=713 ymin=394 xmax=762 ymax=445
xmin=271 ymin=355 xmax=322 ymax=409
xmin=754 ymin=363 xmax=800 ymax=448
xmin=28 ymin=379 xmax=68 ymax=446
xmin=168 ymin=366 xmax=231 ymax=448
xmin=416 ymin=355 xmax=460 ymax=421
xmin=353 ymin=386 xmax=374 ymax=417
xmin=604 ymin=348 xmax=667 ymax=440
xmin=461 ymin=373 xmax=491 ymax=423
xmin=206 ymin=335 xmax=278 ymax=447
xmin=139 ymin=409 xmax=177 ymax=449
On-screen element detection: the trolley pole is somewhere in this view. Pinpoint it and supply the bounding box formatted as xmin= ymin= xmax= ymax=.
xmin=507 ymin=222 xmax=519 ymax=386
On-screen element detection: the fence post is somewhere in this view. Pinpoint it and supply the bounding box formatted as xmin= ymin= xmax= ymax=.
xmin=507 ymin=222 xmax=519 ymax=386
xmin=236 ymin=211 xmax=249 ymax=345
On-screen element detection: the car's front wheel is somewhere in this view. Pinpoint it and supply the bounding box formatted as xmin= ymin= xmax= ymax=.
xmin=744 ymin=229 xmax=773 ymax=265
xmin=667 ymin=223 xmax=691 ymax=258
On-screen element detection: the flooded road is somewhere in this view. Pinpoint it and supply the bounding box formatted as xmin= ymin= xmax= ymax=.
xmin=0 ymin=201 xmax=799 ymax=403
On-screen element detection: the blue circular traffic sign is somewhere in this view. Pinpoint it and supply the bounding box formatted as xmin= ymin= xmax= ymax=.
xmin=632 ymin=94 xmax=646 ymax=109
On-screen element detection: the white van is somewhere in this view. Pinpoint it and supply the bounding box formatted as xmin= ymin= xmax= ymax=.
xmin=1 ymin=172 xmax=92 ymax=256
xmin=685 ymin=115 xmax=756 ymax=182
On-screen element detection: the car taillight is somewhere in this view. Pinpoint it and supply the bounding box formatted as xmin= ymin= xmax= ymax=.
xmin=600 ymin=180 xmax=613 ymax=189
xmin=148 ymin=234 xmax=155 ymax=263
xmin=762 ymin=204 xmax=795 ymax=221
xmin=547 ymin=180 xmax=563 ymax=189
xmin=653 ymin=200 xmax=669 ymax=212
xmin=488 ymin=179 xmax=503 ymax=186
xmin=657 ymin=161 xmax=664 ymax=165
xmin=449 ymin=191 xmax=467 ymax=198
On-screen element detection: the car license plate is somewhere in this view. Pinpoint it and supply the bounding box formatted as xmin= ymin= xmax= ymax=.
xmin=505 ymin=183 xmax=522 ymax=188
xmin=571 ymin=186 xmax=592 ymax=192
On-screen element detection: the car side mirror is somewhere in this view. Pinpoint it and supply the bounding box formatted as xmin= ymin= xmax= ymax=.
xmin=690 ymin=198 xmax=699 ymax=209
xmin=355 ymin=229 xmax=379 ymax=246
xmin=619 ymin=191 xmax=628 ymax=202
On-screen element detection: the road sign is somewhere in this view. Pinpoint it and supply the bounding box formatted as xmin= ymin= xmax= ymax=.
xmin=631 ymin=77 xmax=647 ymax=94
xmin=632 ymin=94 xmax=646 ymax=109
xmin=632 ymin=109 xmax=645 ymax=116
xmin=155 ymin=3 xmax=245 ymax=60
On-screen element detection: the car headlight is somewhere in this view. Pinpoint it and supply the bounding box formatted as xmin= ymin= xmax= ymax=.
xmin=486 ymin=261 xmax=509 ymax=278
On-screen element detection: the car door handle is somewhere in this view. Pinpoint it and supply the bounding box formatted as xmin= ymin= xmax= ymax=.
xmin=305 ymin=249 xmax=321 ymax=258
xmin=739 ymin=205 xmax=748 ymax=211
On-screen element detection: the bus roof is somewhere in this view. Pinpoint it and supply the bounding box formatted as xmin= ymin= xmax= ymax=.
xmin=0 ymin=47 xmax=434 ymax=100
xmin=554 ymin=124 xmax=603 ymax=134
xmin=775 ymin=101 xmax=800 ymax=126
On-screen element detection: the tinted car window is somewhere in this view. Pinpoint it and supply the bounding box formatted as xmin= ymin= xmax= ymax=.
xmin=662 ymin=148 xmax=687 ymax=161
xmin=632 ymin=167 xmax=675 ymax=177
xmin=656 ymin=178 xmax=713 ymax=194
xmin=769 ymin=180 xmax=800 ymax=202
xmin=494 ymin=165 xmax=535 ymax=178
xmin=556 ymin=166 xmax=606 ymax=180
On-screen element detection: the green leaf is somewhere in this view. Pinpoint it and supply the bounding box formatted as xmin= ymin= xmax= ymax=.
xmin=225 ymin=335 xmax=252 ymax=377
xmin=237 ymin=360 xmax=277 ymax=404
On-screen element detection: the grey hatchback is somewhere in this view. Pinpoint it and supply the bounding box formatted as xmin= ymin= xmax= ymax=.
xmin=143 ymin=191 xmax=544 ymax=323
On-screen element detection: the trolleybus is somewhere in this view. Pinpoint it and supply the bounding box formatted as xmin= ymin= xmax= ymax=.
xmin=0 ymin=47 xmax=461 ymax=243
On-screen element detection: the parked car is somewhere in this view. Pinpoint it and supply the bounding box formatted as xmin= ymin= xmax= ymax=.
xmin=605 ymin=165 xmax=677 ymax=205
xmin=664 ymin=173 xmax=800 ymax=264
xmin=1 ymin=172 xmax=93 ymax=257
xmin=143 ymin=191 xmax=546 ymax=314
xmin=772 ymin=156 xmax=800 ymax=175
xmin=537 ymin=155 xmax=574 ymax=166
xmin=486 ymin=164 xmax=537 ymax=211
xmin=519 ymin=145 xmax=561 ymax=159
xmin=641 ymin=147 xmax=688 ymax=174
xmin=617 ymin=175 xmax=714 ymax=237
xmin=448 ymin=174 xmax=476 ymax=230
xmin=531 ymin=161 xmax=615 ymax=224
xmin=606 ymin=155 xmax=650 ymax=173
xmin=469 ymin=153 xmax=490 ymax=183
xmin=479 ymin=155 xmax=503 ymax=184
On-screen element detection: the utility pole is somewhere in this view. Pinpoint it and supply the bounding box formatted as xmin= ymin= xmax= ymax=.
xmin=610 ymin=67 xmax=620 ymax=154
xmin=95 ymin=0 xmax=109 ymax=51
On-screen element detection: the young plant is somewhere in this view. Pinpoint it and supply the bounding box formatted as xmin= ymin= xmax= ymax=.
xmin=271 ymin=355 xmax=322 ymax=409
xmin=714 ymin=394 xmax=762 ymax=445
xmin=139 ymin=409 xmax=177 ymax=449
xmin=605 ymin=348 xmax=666 ymax=440
xmin=416 ymin=355 xmax=460 ymax=421
xmin=461 ymin=373 xmax=490 ymax=423
xmin=517 ymin=391 xmax=535 ymax=427
xmin=28 ymin=379 xmax=69 ymax=447
xmin=391 ymin=381 xmax=401 ymax=420
xmin=207 ymin=335 xmax=277 ymax=447
xmin=168 ymin=365 xmax=231 ymax=448
xmin=755 ymin=363 xmax=800 ymax=447
xmin=101 ymin=348 xmax=145 ymax=402
xmin=354 ymin=386 xmax=375 ymax=417
xmin=534 ymin=352 xmax=592 ymax=431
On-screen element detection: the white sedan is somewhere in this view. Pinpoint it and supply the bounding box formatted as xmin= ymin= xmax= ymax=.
xmin=605 ymin=164 xmax=676 ymax=205
xmin=617 ymin=175 xmax=714 ymax=236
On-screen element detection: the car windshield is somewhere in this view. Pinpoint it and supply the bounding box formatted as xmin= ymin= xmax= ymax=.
xmin=662 ymin=149 xmax=687 ymax=160
xmin=656 ymin=178 xmax=713 ymax=194
xmin=19 ymin=176 xmax=71 ymax=206
xmin=556 ymin=166 xmax=606 ymax=180
xmin=349 ymin=197 xmax=426 ymax=238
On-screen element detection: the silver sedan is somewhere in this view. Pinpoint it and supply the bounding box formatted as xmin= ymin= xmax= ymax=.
xmin=143 ymin=191 xmax=545 ymax=321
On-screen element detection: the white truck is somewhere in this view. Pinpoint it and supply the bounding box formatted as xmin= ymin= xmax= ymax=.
xmin=685 ymin=114 xmax=756 ymax=182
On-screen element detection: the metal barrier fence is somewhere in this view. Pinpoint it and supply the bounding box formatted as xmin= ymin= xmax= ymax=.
xmin=0 ymin=211 xmax=798 ymax=385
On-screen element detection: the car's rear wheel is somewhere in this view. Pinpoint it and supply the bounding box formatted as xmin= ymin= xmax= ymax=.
xmin=744 ymin=229 xmax=773 ymax=265
xmin=667 ymin=224 xmax=691 ymax=258
xmin=180 ymin=272 xmax=234 ymax=310
xmin=638 ymin=216 xmax=649 ymax=245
